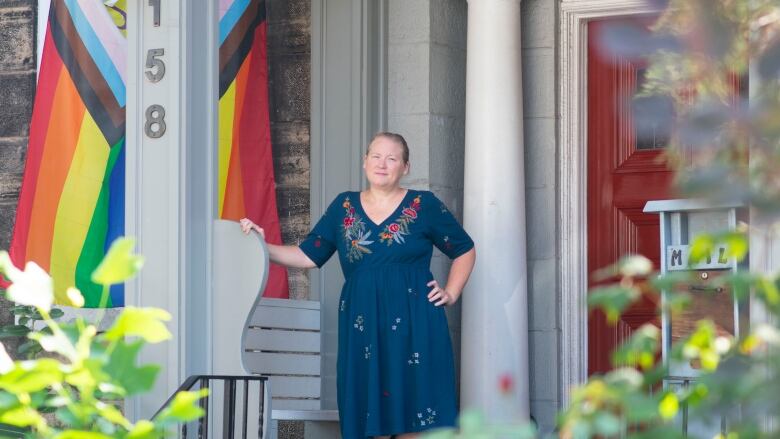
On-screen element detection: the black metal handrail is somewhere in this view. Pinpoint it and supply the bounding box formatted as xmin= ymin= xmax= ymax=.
xmin=666 ymin=375 xmax=728 ymax=437
xmin=153 ymin=374 xmax=269 ymax=439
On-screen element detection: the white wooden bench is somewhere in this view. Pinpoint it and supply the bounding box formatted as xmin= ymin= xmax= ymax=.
xmin=245 ymin=298 xmax=339 ymax=439
xmin=212 ymin=219 xmax=339 ymax=438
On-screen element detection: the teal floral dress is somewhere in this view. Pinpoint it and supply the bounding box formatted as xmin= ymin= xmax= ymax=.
xmin=299 ymin=189 xmax=474 ymax=438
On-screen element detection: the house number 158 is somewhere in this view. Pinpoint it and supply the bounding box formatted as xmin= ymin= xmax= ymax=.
xmin=144 ymin=0 xmax=165 ymax=139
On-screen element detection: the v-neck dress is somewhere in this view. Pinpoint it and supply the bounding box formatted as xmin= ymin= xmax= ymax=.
xmin=299 ymin=189 xmax=474 ymax=438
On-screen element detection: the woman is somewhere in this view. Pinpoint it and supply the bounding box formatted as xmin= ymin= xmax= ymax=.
xmin=240 ymin=132 xmax=476 ymax=438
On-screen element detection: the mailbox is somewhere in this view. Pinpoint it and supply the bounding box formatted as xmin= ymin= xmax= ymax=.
xmin=644 ymin=199 xmax=747 ymax=435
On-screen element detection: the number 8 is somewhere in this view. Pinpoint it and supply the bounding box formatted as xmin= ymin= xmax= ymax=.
xmin=145 ymin=105 xmax=166 ymax=138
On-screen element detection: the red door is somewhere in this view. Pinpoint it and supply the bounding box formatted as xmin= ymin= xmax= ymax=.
xmin=587 ymin=18 xmax=674 ymax=375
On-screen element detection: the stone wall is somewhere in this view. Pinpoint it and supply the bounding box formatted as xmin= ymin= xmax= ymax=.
xmin=387 ymin=0 xmax=468 ymax=399
xmin=521 ymin=0 xmax=560 ymax=432
xmin=0 ymin=0 xmax=36 ymax=353
xmin=266 ymin=1 xmax=310 ymax=437
xmin=267 ymin=0 xmax=311 ymax=300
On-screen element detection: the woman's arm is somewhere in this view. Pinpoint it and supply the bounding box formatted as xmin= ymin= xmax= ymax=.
xmin=266 ymin=243 xmax=317 ymax=269
xmin=427 ymin=247 xmax=476 ymax=306
xmin=240 ymin=218 xmax=317 ymax=269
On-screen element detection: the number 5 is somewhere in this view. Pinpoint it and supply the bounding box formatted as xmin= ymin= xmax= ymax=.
xmin=145 ymin=48 xmax=165 ymax=83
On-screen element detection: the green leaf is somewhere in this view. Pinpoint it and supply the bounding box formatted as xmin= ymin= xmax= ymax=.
xmin=658 ymin=392 xmax=679 ymax=420
xmin=126 ymin=420 xmax=157 ymax=439
xmin=420 ymin=428 xmax=456 ymax=439
xmin=724 ymin=272 xmax=758 ymax=302
xmin=10 ymin=305 xmax=32 ymax=316
xmin=664 ymin=296 xmax=693 ymax=324
xmin=0 ymin=407 xmax=45 ymax=429
xmin=49 ymin=309 xmax=65 ymax=319
xmin=612 ymin=324 xmax=660 ymax=370
xmin=721 ymin=231 xmax=748 ymax=261
xmin=628 ymin=426 xmax=685 ymax=439
xmin=95 ymin=402 xmax=131 ymax=429
xmin=0 ymin=359 xmax=62 ymax=394
xmin=29 ymin=331 xmax=77 ymax=361
xmin=156 ymin=389 xmax=208 ymax=423
xmin=91 ymin=237 xmax=145 ymax=285
xmin=104 ymin=307 xmax=171 ymax=343
xmin=0 ymin=391 xmax=20 ymax=410
xmin=106 ymin=340 xmax=160 ymax=396
xmin=624 ymin=393 xmax=662 ymax=423
xmin=0 ymin=325 xmax=31 ymax=338
xmin=588 ymin=285 xmax=641 ymax=324
xmin=650 ymin=271 xmax=692 ymax=291
xmin=17 ymin=340 xmax=38 ymax=356
xmin=55 ymin=430 xmax=113 ymax=439
xmin=593 ymin=412 xmax=621 ymax=436
xmin=688 ymin=235 xmax=714 ymax=265
xmin=457 ymin=409 xmax=485 ymax=433
xmin=55 ymin=407 xmax=82 ymax=430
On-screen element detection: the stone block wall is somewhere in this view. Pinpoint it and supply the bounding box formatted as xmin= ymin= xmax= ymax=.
xmin=521 ymin=0 xmax=560 ymax=433
xmin=266 ymin=1 xmax=311 ymax=436
xmin=0 ymin=0 xmax=36 ymax=353
xmin=267 ymin=0 xmax=311 ymax=300
xmin=387 ymin=0 xmax=468 ymax=400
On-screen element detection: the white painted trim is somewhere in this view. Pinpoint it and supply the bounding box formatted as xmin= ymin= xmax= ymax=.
xmin=124 ymin=0 xmax=141 ymax=421
xmin=36 ymin=0 xmax=49 ymax=78
xmin=558 ymin=0 xmax=660 ymax=406
xmin=309 ymin=0 xmax=325 ymax=301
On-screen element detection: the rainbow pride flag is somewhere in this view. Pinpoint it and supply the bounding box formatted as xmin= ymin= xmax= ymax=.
xmin=219 ymin=0 xmax=289 ymax=298
xmin=7 ymin=0 xmax=126 ymax=307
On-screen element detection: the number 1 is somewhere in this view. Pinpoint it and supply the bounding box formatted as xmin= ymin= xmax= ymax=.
xmin=149 ymin=0 xmax=160 ymax=26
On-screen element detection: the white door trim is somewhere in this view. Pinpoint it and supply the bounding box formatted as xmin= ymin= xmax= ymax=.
xmin=558 ymin=0 xmax=660 ymax=406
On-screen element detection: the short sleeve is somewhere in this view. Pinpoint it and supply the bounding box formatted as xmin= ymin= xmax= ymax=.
xmin=299 ymin=195 xmax=342 ymax=268
xmin=424 ymin=191 xmax=474 ymax=259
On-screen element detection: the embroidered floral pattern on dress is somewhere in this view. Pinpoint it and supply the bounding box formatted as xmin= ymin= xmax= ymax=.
xmin=379 ymin=194 xmax=422 ymax=245
xmin=364 ymin=344 xmax=372 ymax=360
xmin=354 ymin=315 xmax=365 ymax=332
xmin=391 ymin=317 xmax=401 ymax=331
xmin=416 ymin=408 xmax=437 ymax=427
xmin=407 ymin=352 xmax=420 ymax=365
xmin=341 ymin=197 xmax=373 ymax=262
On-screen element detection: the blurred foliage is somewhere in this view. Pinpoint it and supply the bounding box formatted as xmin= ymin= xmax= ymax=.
xmin=0 ymin=238 xmax=205 ymax=438
xmin=560 ymin=0 xmax=780 ymax=436
xmin=425 ymin=0 xmax=780 ymax=437
xmin=0 ymin=303 xmax=64 ymax=360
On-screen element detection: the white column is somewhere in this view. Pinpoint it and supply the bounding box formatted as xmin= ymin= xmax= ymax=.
xmin=461 ymin=0 xmax=529 ymax=421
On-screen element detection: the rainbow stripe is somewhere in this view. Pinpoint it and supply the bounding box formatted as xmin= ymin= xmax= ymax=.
xmin=218 ymin=0 xmax=289 ymax=298
xmin=8 ymin=0 xmax=125 ymax=307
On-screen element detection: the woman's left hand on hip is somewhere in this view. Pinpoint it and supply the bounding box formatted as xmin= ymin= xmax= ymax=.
xmin=427 ymin=280 xmax=455 ymax=306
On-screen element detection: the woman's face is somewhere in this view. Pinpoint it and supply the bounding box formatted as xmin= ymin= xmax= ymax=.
xmin=363 ymin=137 xmax=409 ymax=189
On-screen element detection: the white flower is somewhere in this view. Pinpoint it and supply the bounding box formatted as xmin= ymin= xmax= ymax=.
xmin=619 ymin=255 xmax=653 ymax=277
xmin=0 ymin=342 xmax=13 ymax=374
xmin=755 ymin=324 xmax=780 ymax=346
xmin=67 ymin=287 xmax=85 ymax=308
xmin=714 ymin=336 xmax=732 ymax=354
xmin=4 ymin=259 xmax=54 ymax=312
